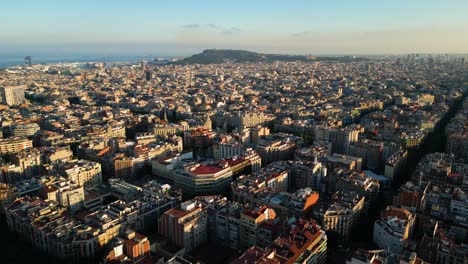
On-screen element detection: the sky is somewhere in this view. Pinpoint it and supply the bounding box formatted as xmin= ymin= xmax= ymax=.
xmin=1 ymin=0 xmax=468 ymax=56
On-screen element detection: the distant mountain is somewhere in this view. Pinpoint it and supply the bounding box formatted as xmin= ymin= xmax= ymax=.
xmin=172 ymin=49 xmax=315 ymax=64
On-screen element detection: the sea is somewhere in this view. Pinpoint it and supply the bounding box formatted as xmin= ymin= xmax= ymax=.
xmin=0 ymin=54 xmax=170 ymax=69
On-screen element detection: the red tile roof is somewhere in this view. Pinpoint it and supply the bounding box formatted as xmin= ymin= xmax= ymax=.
xmin=190 ymin=164 xmax=226 ymax=175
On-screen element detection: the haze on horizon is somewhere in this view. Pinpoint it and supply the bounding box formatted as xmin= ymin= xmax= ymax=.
xmin=2 ymin=0 xmax=468 ymax=56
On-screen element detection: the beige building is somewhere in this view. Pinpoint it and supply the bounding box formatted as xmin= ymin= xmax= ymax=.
xmin=320 ymin=191 xmax=365 ymax=240
xmin=41 ymin=176 xmax=85 ymax=213
xmin=0 ymin=137 xmax=33 ymax=155
xmin=114 ymin=157 xmax=136 ymax=179
xmin=9 ymin=123 xmax=40 ymax=137
xmin=329 ymin=127 xmax=360 ymax=155
xmin=232 ymin=111 xmax=275 ymax=130
xmin=12 ymin=148 xmax=42 ymax=178
xmin=153 ymin=124 xmax=177 ymax=137
xmin=255 ymin=134 xmax=299 ymax=165
xmin=58 ymin=160 xmax=102 ymax=187
xmin=0 ymin=85 xmax=26 ymax=106
xmin=43 ymin=146 xmax=74 ymax=163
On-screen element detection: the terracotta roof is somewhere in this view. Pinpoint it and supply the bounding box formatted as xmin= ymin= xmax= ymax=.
xmin=190 ymin=164 xmax=226 ymax=175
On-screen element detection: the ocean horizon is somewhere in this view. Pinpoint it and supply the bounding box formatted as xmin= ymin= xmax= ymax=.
xmin=0 ymin=54 xmax=173 ymax=69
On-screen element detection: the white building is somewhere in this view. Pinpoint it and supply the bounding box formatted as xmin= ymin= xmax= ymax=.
xmin=373 ymin=207 xmax=415 ymax=254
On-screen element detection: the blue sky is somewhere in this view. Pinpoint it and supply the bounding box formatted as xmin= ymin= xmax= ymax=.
xmin=1 ymin=0 xmax=468 ymax=55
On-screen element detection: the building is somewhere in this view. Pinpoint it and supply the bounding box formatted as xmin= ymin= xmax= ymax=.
xmin=240 ymin=150 xmax=262 ymax=173
xmin=58 ymin=159 xmax=102 ymax=187
xmin=183 ymin=128 xmax=216 ymax=158
xmin=114 ymin=157 xmax=136 ymax=179
xmin=231 ymin=111 xmax=275 ymax=130
xmin=106 ymin=124 xmax=126 ymax=139
xmin=105 ymin=230 xmax=151 ymax=263
xmin=393 ymin=181 xmax=428 ymax=212
xmin=255 ymin=133 xmax=301 ymax=165
xmin=158 ymin=200 xmax=208 ymax=252
xmin=271 ymin=218 xmax=327 ymax=264
xmin=135 ymin=132 xmax=157 ymax=145
xmin=329 ymin=127 xmax=360 ymax=155
xmin=292 ymin=160 xmax=327 ymax=191
xmin=323 ymin=153 xmax=363 ymax=171
xmin=436 ymin=231 xmax=468 ymax=264
xmin=0 ymin=183 xmax=17 ymax=213
xmin=152 ymin=151 xmax=193 ymax=180
xmin=235 ymin=218 xmax=328 ymax=264
xmin=195 ymin=195 xmax=243 ymax=250
xmin=42 ymin=146 xmax=74 ymax=164
xmin=153 ymin=124 xmax=177 ymax=138
xmin=84 ymin=200 xmax=138 ymax=244
xmin=346 ymin=249 xmax=399 ymax=264
xmin=250 ymin=126 xmax=271 ymax=145
xmin=0 ymin=85 xmax=26 ymax=106
xmin=446 ymin=132 xmax=468 ymax=159
xmin=373 ymin=207 xmax=416 ymax=254
xmin=40 ymin=176 xmax=85 ymax=213
xmin=0 ymin=164 xmax=23 ymax=183
xmin=384 ymin=150 xmax=408 ymax=182
xmin=232 ymin=162 xmax=289 ymax=206
xmin=213 ymin=141 xmax=249 ymax=160
xmin=5 ymin=196 xmax=102 ymax=259
xmin=318 ymin=190 xmax=365 ymax=240
xmin=274 ymin=117 xmax=315 ymax=137
xmin=240 ymin=206 xmax=277 ymax=249
xmin=9 ymin=123 xmax=41 ymax=138
xmin=349 ymin=139 xmax=383 ymax=171
xmin=329 ymin=168 xmax=380 ymax=208
xmin=294 ymin=141 xmax=333 ymax=162
xmin=0 ymin=137 xmax=33 ymax=155
xmin=234 ymin=168 xmax=319 ymax=220
xmin=173 ymin=162 xmax=233 ymax=196
xmin=145 ymin=70 xmax=152 ymax=81
xmin=233 ymin=246 xmax=287 ymax=264
xmin=11 ymin=148 xmax=42 ymax=179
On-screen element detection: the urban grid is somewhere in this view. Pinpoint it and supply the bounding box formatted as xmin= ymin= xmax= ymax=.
xmin=0 ymin=53 xmax=466 ymax=264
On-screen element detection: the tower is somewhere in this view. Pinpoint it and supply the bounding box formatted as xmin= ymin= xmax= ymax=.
xmin=24 ymin=56 xmax=32 ymax=66
xmin=163 ymin=108 xmax=168 ymax=122
xmin=145 ymin=70 xmax=152 ymax=81
xmin=204 ymin=114 xmax=212 ymax=130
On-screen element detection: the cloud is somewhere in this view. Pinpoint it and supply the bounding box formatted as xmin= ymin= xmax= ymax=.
xmin=291 ymin=31 xmax=311 ymax=37
xmin=180 ymin=24 xmax=241 ymax=36
xmin=182 ymin=24 xmax=201 ymax=29
xmin=222 ymin=27 xmax=241 ymax=35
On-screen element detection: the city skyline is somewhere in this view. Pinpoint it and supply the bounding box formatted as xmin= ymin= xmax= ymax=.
xmin=2 ymin=0 xmax=468 ymax=56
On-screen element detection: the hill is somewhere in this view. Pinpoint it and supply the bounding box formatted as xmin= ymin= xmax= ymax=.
xmin=172 ymin=49 xmax=314 ymax=64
